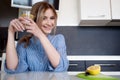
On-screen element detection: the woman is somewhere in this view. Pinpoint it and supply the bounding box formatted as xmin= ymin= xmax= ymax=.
xmin=5 ymin=1 xmax=69 ymax=73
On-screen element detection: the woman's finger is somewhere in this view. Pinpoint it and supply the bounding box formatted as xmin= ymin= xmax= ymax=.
xmin=23 ymin=17 xmax=35 ymax=24
xmin=12 ymin=19 xmax=25 ymax=32
xmin=25 ymin=25 xmax=33 ymax=30
xmin=11 ymin=20 xmax=20 ymax=31
xmin=16 ymin=20 xmax=25 ymax=30
xmin=20 ymin=20 xmax=32 ymax=26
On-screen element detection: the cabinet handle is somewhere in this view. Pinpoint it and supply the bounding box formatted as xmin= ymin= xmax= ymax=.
xmin=94 ymin=64 xmax=116 ymax=67
xmin=88 ymin=15 xmax=105 ymax=18
xmin=69 ymin=63 xmax=78 ymax=66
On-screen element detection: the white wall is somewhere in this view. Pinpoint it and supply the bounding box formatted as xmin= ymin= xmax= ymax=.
xmin=19 ymin=0 xmax=79 ymax=26
xmin=57 ymin=0 xmax=79 ymax=26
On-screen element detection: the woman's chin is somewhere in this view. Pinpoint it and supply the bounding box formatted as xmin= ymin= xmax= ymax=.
xmin=44 ymin=31 xmax=51 ymax=35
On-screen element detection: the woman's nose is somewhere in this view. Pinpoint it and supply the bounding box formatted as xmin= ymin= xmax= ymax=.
xmin=46 ymin=19 xmax=51 ymax=25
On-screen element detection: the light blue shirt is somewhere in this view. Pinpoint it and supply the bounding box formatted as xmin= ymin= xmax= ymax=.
xmin=4 ymin=34 xmax=69 ymax=73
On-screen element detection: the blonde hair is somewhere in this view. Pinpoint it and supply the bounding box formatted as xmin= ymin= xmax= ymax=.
xmin=19 ymin=1 xmax=57 ymax=48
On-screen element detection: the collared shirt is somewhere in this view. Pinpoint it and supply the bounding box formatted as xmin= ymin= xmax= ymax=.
xmin=4 ymin=34 xmax=69 ymax=73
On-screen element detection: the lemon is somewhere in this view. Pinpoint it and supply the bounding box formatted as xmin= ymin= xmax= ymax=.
xmin=86 ymin=65 xmax=101 ymax=75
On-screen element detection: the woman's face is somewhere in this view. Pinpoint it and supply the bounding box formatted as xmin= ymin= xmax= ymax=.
xmin=40 ymin=9 xmax=56 ymax=35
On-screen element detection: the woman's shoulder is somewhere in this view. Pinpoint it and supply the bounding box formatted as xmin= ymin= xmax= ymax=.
xmin=55 ymin=34 xmax=65 ymax=38
xmin=53 ymin=34 xmax=66 ymax=47
xmin=49 ymin=34 xmax=66 ymax=46
xmin=49 ymin=34 xmax=65 ymax=41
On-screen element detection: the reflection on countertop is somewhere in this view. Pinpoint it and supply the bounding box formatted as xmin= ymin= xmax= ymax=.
xmin=2 ymin=71 xmax=120 ymax=80
xmin=2 ymin=72 xmax=80 ymax=80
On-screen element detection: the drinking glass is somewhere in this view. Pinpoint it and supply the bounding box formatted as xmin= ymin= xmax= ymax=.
xmin=21 ymin=10 xmax=35 ymax=20
xmin=20 ymin=10 xmax=35 ymax=31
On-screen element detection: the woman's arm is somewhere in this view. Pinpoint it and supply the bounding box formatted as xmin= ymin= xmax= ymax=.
xmin=38 ymin=34 xmax=60 ymax=68
xmin=6 ymin=30 xmax=18 ymax=70
xmin=6 ymin=18 xmax=25 ymax=70
xmin=47 ymin=35 xmax=69 ymax=71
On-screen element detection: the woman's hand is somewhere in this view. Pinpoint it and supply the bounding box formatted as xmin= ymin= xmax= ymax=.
xmin=19 ymin=17 xmax=44 ymax=38
xmin=8 ymin=18 xmax=25 ymax=34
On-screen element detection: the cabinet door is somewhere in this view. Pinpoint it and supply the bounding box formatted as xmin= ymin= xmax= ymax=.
xmin=80 ymin=0 xmax=111 ymax=20
xmin=86 ymin=61 xmax=120 ymax=71
xmin=68 ymin=61 xmax=85 ymax=71
xmin=111 ymin=0 xmax=120 ymax=19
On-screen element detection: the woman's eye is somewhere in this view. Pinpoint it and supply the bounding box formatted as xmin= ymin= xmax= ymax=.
xmin=43 ymin=17 xmax=47 ymax=20
xmin=50 ymin=17 xmax=55 ymax=20
xmin=43 ymin=16 xmax=55 ymax=20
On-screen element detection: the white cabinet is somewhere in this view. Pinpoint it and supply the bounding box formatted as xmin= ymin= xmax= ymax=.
xmin=107 ymin=0 xmax=120 ymax=26
xmin=79 ymin=0 xmax=111 ymax=26
xmin=111 ymin=0 xmax=120 ymax=19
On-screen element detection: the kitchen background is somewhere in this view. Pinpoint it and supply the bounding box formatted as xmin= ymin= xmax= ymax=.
xmin=0 ymin=0 xmax=120 ymax=72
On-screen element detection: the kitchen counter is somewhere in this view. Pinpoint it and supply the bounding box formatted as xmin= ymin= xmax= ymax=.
xmin=1 ymin=72 xmax=79 ymax=80
xmin=1 ymin=71 xmax=120 ymax=80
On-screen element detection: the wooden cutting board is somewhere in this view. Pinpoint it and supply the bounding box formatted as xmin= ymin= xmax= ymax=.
xmin=77 ymin=73 xmax=119 ymax=80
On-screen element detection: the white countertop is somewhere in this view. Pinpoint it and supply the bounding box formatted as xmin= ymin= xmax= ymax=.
xmin=67 ymin=55 xmax=120 ymax=61
xmin=1 ymin=71 xmax=120 ymax=80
